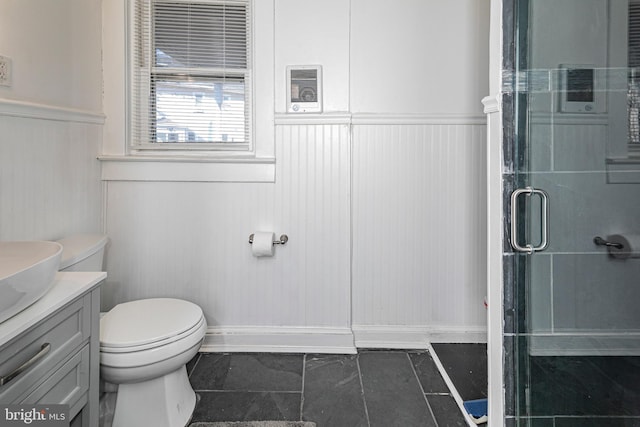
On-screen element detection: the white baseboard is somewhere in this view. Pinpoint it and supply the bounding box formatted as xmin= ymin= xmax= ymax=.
xmin=529 ymin=333 xmax=640 ymax=356
xmin=352 ymin=325 xmax=487 ymax=349
xmin=198 ymin=325 xmax=487 ymax=354
xmin=200 ymin=326 xmax=357 ymax=354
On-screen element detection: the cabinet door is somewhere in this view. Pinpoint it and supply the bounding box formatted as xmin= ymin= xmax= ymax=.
xmin=0 ymin=294 xmax=90 ymax=403
xmin=20 ymin=345 xmax=90 ymax=420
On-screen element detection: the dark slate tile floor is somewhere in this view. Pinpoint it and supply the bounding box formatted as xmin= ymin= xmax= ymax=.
xmin=431 ymin=343 xmax=488 ymax=401
xmin=186 ymin=349 xmax=471 ymax=427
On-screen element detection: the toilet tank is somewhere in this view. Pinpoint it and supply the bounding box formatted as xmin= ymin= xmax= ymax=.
xmin=57 ymin=234 xmax=108 ymax=272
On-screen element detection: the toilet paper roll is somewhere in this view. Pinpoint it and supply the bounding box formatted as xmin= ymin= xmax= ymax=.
xmin=607 ymin=234 xmax=640 ymax=259
xmin=251 ymin=231 xmax=275 ymax=257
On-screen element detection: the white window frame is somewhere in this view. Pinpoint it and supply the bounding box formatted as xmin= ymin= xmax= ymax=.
xmin=100 ymin=0 xmax=275 ymax=182
xmin=630 ymin=0 xmax=640 ymax=69
xmin=129 ymin=0 xmax=253 ymax=153
xmin=630 ymin=0 xmax=640 ymax=152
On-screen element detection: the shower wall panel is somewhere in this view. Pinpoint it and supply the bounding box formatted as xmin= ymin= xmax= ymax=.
xmin=526 ymin=118 xmax=640 ymax=355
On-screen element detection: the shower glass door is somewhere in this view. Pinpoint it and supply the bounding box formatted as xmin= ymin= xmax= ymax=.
xmin=509 ymin=0 xmax=640 ymax=424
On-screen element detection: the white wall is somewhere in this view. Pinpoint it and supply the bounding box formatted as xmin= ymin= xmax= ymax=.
xmin=351 ymin=0 xmax=489 ymax=115
xmin=0 ymin=0 xmax=103 ymax=242
xmin=529 ymin=0 xmax=608 ymax=72
xmin=274 ymin=0 xmax=350 ymax=113
xmin=0 ymin=0 xmax=102 ymax=111
xmin=349 ymin=0 xmax=489 ymax=346
xmin=102 ymin=0 xmax=490 ymax=351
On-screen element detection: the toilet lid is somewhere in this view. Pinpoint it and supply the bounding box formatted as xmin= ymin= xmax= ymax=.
xmin=100 ymin=298 xmax=204 ymax=349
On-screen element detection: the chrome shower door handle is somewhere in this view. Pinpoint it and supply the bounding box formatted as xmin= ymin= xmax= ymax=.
xmin=510 ymin=187 xmax=549 ymax=253
xmin=535 ymin=188 xmax=549 ymax=252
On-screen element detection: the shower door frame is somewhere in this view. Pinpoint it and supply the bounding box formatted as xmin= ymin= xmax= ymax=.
xmin=490 ymin=0 xmax=640 ymax=425
xmin=486 ymin=0 xmax=537 ymax=424
xmin=484 ymin=0 xmax=512 ymax=425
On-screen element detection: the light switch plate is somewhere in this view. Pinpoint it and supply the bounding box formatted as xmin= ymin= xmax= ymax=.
xmin=0 ymin=56 xmax=12 ymax=87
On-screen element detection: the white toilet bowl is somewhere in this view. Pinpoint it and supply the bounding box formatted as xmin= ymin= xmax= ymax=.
xmin=56 ymin=235 xmax=207 ymax=427
xmin=100 ymin=298 xmax=206 ymax=427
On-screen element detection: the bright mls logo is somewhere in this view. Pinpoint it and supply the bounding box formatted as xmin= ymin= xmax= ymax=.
xmin=0 ymin=405 xmax=68 ymax=426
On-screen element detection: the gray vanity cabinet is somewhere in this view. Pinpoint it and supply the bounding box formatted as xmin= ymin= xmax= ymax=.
xmin=0 ymin=274 xmax=103 ymax=426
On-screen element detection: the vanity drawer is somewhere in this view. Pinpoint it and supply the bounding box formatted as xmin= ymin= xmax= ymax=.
xmin=21 ymin=344 xmax=90 ymax=420
xmin=0 ymin=293 xmax=91 ymax=403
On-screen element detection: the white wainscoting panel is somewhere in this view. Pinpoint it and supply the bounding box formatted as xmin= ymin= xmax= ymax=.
xmin=105 ymin=119 xmax=488 ymax=351
xmin=351 ymin=123 xmax=488 ymax=346
xmin=104 ymin=123 xmax=353 ymax=352
xmin=0 ymin=113 xmax=103 ymax=241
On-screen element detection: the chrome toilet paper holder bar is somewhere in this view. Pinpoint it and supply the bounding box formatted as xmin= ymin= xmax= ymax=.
xmin=248 ymin=234 xmax=289 ymax=245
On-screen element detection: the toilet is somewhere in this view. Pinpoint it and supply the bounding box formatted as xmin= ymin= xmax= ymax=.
xmin=57 ymin=234 xmax=207 ymax=427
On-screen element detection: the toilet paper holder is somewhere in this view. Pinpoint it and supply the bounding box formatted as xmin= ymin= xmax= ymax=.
xmin=248 ymin=234 xmax=289 ymax=245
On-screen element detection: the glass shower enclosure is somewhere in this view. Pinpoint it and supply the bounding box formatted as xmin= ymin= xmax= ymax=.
xmin=504 ymin=0 xmax=640 ymax=424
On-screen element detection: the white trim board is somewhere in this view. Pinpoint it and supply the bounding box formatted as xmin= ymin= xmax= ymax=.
xmin=200 ymin=326 xmax=357 ymax=354
xmin=482 ymin=95 xmax=500 ymax=114
xmin=274 ymin=112 xmax=352 ymax=125
xmin=99 ymin=156 xmax=276 ymax=183
xmin=274 ymin=112 xmax=487 ymax=126
xmin=529 ymin=334 xmax=640 ymax=356
xmin=351 ymin=113 xmax=486 ymax=126
xmin=529 ymin=111 xmax=609 ymax=125
xmin=352 ymin=325 xmax=487 ymax=349
xmin=0 ymin=98 xmax=105 ymax=124
xmin=198 ymin=325 xmax=487 ymax=354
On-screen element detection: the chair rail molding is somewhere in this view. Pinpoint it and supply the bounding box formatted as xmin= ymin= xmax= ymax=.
xmin=0 ymin=98 xmax=105 ymax=124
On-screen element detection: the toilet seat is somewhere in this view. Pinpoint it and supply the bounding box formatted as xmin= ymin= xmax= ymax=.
xmin=99 ymin=315 xmax=206 ymax=372
xmin=101 ymin=316 xmax=205 ymax=353
xmin=100 ymin=298 xmax=203 ymax=351
xmin=100 ymin=298 xmax=206 ymax=372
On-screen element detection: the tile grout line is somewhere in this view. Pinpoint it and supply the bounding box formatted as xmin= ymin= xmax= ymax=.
xmin=427 ymin=343 xmax=476 ymax=427
xmin=355 ymin=353 xmax=372 ymax=427
xmin=406 ymin=352 xmax=440 ymax=427
xmin=300 ymin=353 xmax=307 ymax=421
xmin=188 ymin=351 xmax=483 ymax=425
xmin=188 ymin=353 xmax=202 ymax=379
xmin=191 ymin=389 xmax=303 ymax=393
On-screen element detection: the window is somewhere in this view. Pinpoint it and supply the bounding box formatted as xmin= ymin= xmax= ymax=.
xmin=630 ymin=0 xmax=640 ymax=146
xmin=630 ymin=0 xmax=640 ymax=69
xmin=130 ymin=0 xmax=252 ymax=151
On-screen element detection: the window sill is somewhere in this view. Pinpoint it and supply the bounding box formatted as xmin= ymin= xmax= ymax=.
xmin=606 ymin=157 xmax=640 ymax=184
xmin=99 ymin=155 xmax=275 ymax=183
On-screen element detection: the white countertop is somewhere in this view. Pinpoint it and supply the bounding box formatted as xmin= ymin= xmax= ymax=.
xmin=0 ymin=271 xmax=106 ymax=346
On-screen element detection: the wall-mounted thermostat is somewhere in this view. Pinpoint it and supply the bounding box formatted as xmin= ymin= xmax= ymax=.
xmin=559 ymin=64 xmax=601 ymax=113
xmin=287 ymin=65 xmax=322 ymax=113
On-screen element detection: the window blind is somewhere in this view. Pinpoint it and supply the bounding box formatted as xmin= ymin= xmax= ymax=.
xmin=130 ymin=0 xmax=251 ymax=148
xmin=630 ymin=0 xmax=640 ymax=69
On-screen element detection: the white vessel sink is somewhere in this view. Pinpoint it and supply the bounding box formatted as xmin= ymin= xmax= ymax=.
xmin=0 ymin=241 xmax=63 ymax=324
